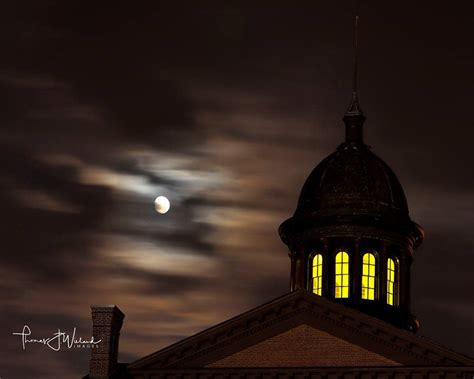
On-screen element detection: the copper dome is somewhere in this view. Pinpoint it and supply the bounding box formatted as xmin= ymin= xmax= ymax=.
xmin=279 ymin=94 xmax=424 ymax=248
xmin=296 ymin=142 xmax=408 ymax=220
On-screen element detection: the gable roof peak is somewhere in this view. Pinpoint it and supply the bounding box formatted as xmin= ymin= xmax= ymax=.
xmin=128 ymin=290 xmax=474 ymax=371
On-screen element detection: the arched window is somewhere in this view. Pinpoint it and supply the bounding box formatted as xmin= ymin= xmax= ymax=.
xmin=311 ymin=254 xmax=323 ymax=296
xmin=387 ymin=258 xmax=399 ymax=306
xmin=362 ymin=252 xmax=377 ymax=300
xmin=335 ymin=251 xmax=349 ymax=298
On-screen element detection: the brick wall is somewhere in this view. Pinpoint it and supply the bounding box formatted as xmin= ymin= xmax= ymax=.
xmin=207 ymin=324 xmax=400 ymax=367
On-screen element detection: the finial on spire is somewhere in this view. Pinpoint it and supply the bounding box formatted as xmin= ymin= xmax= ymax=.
xmin=344 ymin=2 xmax=366 ymax=144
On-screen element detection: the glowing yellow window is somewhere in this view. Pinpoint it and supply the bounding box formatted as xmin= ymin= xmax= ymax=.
xmin=311 ymin=254 xmax=323 ymax=296
xmin=361 ymin=252 xmax=377 ymax=300
xmin=335 ymin=251 xmax=349 ymax=298
xmin=387 ymin=258 xmax=398 ymax=306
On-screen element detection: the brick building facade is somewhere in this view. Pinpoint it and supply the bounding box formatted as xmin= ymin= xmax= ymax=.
xmin=85 ymin=292 xmax=474 ymax=378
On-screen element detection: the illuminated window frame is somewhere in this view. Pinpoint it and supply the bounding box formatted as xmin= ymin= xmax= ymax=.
xmin=361 ymin=252 xmax=377 ymax=300
xmin=335 ymin=251 xmax=350 ymax=298
xmin=311 ymin=253 xmax=323 ymax=296
xmin=387 ymin=257 xmax=399 ymax=306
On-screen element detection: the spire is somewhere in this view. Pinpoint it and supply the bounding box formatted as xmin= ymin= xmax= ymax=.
xmin=344 ymin=10 xmax=366 ymax=144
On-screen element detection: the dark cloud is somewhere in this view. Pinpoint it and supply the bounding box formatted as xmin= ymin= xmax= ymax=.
xmin=0 ymin=146 xmax=111 ymax=279
xmin=110 ymin=267 xmax=214 ymax=296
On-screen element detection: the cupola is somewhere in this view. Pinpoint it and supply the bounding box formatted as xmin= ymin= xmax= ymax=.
xmin=278 ymin=15 xmax=424 ymax=332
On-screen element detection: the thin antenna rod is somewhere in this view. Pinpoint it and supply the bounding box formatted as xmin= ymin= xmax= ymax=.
xmin=343 ymin=0 xmax=365 ymax=144
xmin=352 ymin=13 xmax=359 ymax=94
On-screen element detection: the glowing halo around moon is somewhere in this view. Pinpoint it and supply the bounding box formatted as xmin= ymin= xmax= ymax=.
xmin=154 ymin=196 xmax=170 ymax=214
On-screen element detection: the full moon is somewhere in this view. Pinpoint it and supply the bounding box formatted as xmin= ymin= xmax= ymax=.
xmin=154 ymin=196 xmax=170 ymax=214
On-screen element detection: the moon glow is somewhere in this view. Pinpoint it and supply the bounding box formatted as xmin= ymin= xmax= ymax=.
xmin=154 ymin=196 xmax=170 ymax=214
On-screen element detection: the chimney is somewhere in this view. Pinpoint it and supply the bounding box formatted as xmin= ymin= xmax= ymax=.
xmin=88 ymin=305 xmax=125 ymax=379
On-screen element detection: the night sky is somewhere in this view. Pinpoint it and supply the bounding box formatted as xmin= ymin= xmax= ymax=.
xmin=1 ymin=2 xmax=473 ymax=378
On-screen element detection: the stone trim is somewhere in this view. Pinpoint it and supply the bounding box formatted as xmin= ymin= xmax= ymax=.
xmin=127 ymin=366 xmax=474 ymax=379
